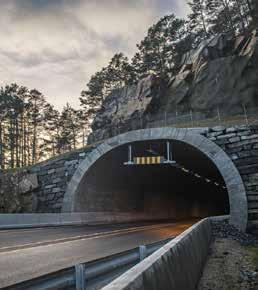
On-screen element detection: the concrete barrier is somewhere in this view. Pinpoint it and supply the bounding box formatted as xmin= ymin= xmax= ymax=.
xmin=102 ymin=218 xmax=212 ymax=290
xmin=0 ymin=212 xmax=175 ymax=229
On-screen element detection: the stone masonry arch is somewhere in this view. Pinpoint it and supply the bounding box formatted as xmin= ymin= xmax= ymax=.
xmin=62 ymin=128 xmax=248 ymax=231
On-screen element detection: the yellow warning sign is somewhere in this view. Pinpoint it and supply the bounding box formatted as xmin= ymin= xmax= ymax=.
xmin=133 ymin=156 xmax=164 ymax=165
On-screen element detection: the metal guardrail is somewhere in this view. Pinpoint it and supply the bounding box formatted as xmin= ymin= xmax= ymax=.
xmin=5 ymin=238 xmax=172 ymax=290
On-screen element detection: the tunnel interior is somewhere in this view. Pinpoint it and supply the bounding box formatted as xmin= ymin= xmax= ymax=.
xmin=74 ymin=140 xmax=229 ymax=221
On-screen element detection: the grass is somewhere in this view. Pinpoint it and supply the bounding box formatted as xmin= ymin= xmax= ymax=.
xmin=247 ymin=246 xmax=258 ymax=290
xmin=249 ymin=247 xmax=258 ymax=269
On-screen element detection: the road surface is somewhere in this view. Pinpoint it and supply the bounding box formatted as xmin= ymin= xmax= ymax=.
xmin=0 ymin=220 xmax=196 ymax=288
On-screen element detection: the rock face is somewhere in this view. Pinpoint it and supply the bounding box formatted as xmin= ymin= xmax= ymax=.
xmin=89 ymin=75 xmax=161 ymax=143
xmin=162 ymin=29 xmax=258 ymax=115
xmin=0 ymin=170 xmax=38 ymax=213
xmin=88 ymin=29 xmax=258 ymax=143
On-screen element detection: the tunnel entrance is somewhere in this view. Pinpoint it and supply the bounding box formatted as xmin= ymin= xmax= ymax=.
xmin=62 ymin=128 xmax=248 ymax=231
xmin=73 ymin=140 xmax=229 ymax=221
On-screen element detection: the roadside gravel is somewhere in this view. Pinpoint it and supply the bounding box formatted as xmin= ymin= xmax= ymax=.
xmin=198 ymin=221 xmax=258 ymax=290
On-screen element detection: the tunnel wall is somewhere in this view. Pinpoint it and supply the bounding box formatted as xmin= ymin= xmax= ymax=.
xmin=4 ymin=125 xmax=258 ymax=231
xmin=74 ymin=152 xmax=227 ymax=222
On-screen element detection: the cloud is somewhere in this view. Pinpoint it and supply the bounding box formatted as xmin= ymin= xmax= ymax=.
xmin=0 ymin=0 xmax=188 ymax=110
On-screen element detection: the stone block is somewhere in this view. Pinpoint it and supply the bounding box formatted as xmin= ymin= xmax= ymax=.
xmin=45 ymin=184 xmax=55 ymax=189
xmin=211 ymin=126 xmax=225 ymax=132
xmin=65 ymin=160 xmax=78 ymax=166
xmin=239 ymin=164 xmax=258 ymax=175
xmin=230 ymin=154 xmax=239 ymax=160
xmin=241 ymin=134 xmax=258 ymax=140
xmin=238 ymin=150 xmax=258 ymax=158
xmin=229 ymin=136 xmax=241 ymax=143
xmin=225 ymin=147 xmax=242 ymax=154
xmin=226 ymin=127 xmax=237 ymax=133
xmin=207 ymin=131 xmax=223 ymax=138
xmin=52 ymin=178 xmax=62 ymax=184
xmin=18 ymin=173 xmax=38 ymax=193
xmin=55 ymin=167 xmax=65 ymax=173
xmin=227 ymin=138 xmax=258 ymax=148
xmin=214 ymin=138 xmax=230 ymax=145
xmin=47 ymin=169 xmax=55 ymax=175
xmin=217 ymin=133 xmax=236 ymax=139
xmin=43 ymin=189 xmax=52 ymax=194
xmin=234 ymin=157 xmax=258 ymax=166
xmin=47 ymin=193 xmax=55 ymax=201
xmin=247 ymin=196 xmax=258 ymax=202
xmin=52 ymin=187 xmax=61 ymax=193
xmin=236 ymin=130 xmax=252 ymax=136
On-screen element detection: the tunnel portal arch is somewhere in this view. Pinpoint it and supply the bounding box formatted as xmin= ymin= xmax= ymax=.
xmin=62 ymin=128 xmax=248 ymax=231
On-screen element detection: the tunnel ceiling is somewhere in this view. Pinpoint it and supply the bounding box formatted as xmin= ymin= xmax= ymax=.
xmin=86 ymin=140 xmax=226 ymax=187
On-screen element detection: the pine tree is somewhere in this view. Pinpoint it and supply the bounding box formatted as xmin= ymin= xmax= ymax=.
xmin=80 ymin=52 xmax=136 ymax=130
xmin=58 ymin=104 xmax=80 ymax=152
xmin=27 ymin=89 xmax=47 ymax=164
xmin=188 ymin=0 xmax=209 ymax=39
xmin=206 ymin=0 xmax=236 ymax=34
xmin=132 ymin=14 xmax=186 ymax=78
xmin=42 ymin=104 xmax=61 ymax=157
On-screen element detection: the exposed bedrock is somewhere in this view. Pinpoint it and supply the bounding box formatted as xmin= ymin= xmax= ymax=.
xmin=89 ymin=29 xmax=258 ymax=144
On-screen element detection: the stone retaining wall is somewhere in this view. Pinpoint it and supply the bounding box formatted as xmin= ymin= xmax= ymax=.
xmin=2 ymin=125 xmax=258 ymax=230
xmin=202 ymin=125 xmax=258 ymax=229
xmin=28 ymin=145 xmax=97 ymax=212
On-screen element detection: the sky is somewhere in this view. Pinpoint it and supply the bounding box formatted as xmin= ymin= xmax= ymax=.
xmin=0 ymin=0 xmax=189 ymax=110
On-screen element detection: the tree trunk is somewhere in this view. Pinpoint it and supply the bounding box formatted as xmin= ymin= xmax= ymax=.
xmin=222 ymin=0 xmax=236 ymax=32
xmin=0 ymin=121 xmax=3 ymax=169
xmin=234 ymin=0 xmax=248 ymax=31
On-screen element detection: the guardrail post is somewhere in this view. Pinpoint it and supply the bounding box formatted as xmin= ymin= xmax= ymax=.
xmin=75 ymin=264 xmax=86 ymax=290
xmin=139 ymin=245 xmax=147 ymax=261
xmin=190 ymin=110 xmax=193 ymax=127
xmin=217 ymin=107 xmax=221 ymax=124
xmin=243 ymin=105 xmax=249 ymax=125
xmin=164 ymin=112 xmax=167 ymax=127
xmin=140 ymin=117 xmax=143 ymax=129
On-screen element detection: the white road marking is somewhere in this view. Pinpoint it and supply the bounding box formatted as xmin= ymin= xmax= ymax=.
xmin=0 ymin=223 xmax=174 ymax=254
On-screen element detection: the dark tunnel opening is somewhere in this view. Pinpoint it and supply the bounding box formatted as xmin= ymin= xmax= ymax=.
xmin=74 ymin=140 xmax=229 ymax=221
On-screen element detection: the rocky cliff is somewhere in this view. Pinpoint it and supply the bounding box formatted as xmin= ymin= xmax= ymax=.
xmin=88 ymin=29 xmax=258 ymax=144
xmin=0 ymin=170 xmax=38 ymax=213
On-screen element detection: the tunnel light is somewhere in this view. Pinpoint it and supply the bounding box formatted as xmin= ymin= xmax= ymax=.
xmin=177 ymin=162 xmax=225 ymax=190
xmin=194 ymin=173 xmax=201 ymax=178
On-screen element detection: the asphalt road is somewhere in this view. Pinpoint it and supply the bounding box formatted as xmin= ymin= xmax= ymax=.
xmin=0 ymin=222 xmax=167 ymax=252
xmin=0 ymin=220 xmax=196 ymax=288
